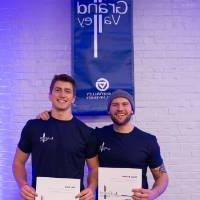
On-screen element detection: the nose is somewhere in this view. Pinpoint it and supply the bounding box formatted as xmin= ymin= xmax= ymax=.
xmin=59 ymin=90 xmax=66 ymax=97
xmin=117 ymin=104 xmax=123 ymax=111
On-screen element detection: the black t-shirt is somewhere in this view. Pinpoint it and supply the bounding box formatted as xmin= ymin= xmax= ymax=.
xmin=96 ymin=125 xmax=163 ymax=189
xmin=18 ymin=116 xmax=98 ymax=189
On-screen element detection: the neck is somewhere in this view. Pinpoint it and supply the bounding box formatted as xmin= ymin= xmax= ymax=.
xmin=51 ymin=109 xmax=73 ymax=121
xmin=113 ymin=122 xmax=134 ymax=134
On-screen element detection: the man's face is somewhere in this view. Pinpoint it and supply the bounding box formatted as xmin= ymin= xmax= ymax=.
xmin=49 ymin=81 xmax=75 ymax=112
xmin=109 ymin=97 xmax=133 ymax=126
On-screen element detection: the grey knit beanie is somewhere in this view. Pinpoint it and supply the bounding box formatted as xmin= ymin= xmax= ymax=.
xmin=107 ymin=89 xmax=134 ymax=112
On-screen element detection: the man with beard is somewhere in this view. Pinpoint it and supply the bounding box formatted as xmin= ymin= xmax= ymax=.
xmin=96 ymin=89 xmax=168 ymax=200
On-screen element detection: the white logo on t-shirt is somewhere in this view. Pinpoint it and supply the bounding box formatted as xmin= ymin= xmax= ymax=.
xmin=40 ymin=133 xmax=54 ymax=143
xmin=99 ymin=142 xmax=111 ymax=152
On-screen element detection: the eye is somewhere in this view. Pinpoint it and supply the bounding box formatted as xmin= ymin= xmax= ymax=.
xmin=64 ymin=89 xmax=72 ymax=94
xmin=55 ymin=88 xmax=61 ymax=92
xmin=111 ymin=103 xmax=118 ymax=107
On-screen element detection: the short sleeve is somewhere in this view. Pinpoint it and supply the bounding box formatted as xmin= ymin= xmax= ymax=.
xmin=18 ymin=120 xmax=33 ymax=153
xmin=85 ymin=129 xmax=98 ymax=159
xmin=148 ymin=136 xmax=163 ymax=169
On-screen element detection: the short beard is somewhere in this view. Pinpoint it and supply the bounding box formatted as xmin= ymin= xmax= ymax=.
xmin=110 ymin=113 xmax=132 ymax=126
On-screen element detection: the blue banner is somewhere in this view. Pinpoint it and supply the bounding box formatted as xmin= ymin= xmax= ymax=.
xmin=72 ymin=0 xmax=134 ymax=115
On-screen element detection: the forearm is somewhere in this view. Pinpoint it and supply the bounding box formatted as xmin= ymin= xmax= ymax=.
xmin=151 ymin=173 xmax=169 ymax=199
xmin=87 ymin=167 xmax=98 ymax=192
xmin=13 ymin=161 xmax=28 ymax=188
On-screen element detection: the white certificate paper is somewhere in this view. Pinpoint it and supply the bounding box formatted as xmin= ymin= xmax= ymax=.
xmin=98 ymin=167 xmax=142 ymax=200
xmin=36 ymin=177 xmax=80 ymax=200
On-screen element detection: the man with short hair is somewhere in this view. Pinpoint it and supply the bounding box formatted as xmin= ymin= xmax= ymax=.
xmin=13 ymin=74 xmax=98 ymax=200
xmin=96 ymin=89 xmax=168 ymax=199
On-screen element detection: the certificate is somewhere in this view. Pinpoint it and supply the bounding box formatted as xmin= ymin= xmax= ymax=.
xmin=36 ymin=177 xmax=80 ymax=200
xmin=98 ymin=167 xmax=142 ymax=200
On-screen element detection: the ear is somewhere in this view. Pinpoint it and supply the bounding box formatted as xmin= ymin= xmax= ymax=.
xmin=48 ymin=93 xmax=52 ymax=102
xmin=72 ymin=96 xmax=76 ymax=104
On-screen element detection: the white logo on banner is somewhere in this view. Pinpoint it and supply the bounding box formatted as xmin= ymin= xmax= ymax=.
xmin=96 ymin=78 xmax=109 ymax=91
xmin=76 ymin=0 xmax=129 ymax=58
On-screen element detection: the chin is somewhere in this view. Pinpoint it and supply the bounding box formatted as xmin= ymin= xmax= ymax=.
xmin=54 ymin=107 xmax=68 ymax=111
xmin=111 ymin=114 xmax=132 ymax=126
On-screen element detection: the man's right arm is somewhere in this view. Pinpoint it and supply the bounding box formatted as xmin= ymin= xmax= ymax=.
xmin=13 ymin=147 xmax=37 ymax=200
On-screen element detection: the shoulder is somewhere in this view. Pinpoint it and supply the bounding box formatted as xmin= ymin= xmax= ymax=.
xmin=24 ymin=118 xmax=47 ymax=127
xmin=134 ymin=127 xmax=158 ymax=143
xmin=72 ymin=117 xmax=92 ymax=129
xmin=72 ymin=117 xmax=94 ymax=133
xmin=95 ymin=124 xmax=113 ymax=134
xmin=22 ymin=119 xmax=48 ymax=133
xmin=94 ymin=124 xmax=113 ymax=140
xmin=135 ymin=127 xmax=163 ymax=156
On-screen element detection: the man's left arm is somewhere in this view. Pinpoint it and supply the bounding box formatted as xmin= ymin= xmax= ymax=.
xmin=150 ymin=163 xmax=169 ymax=198
xmin=132 ymin=163 xmax=169 ymax=200
xmin=76 ymin=156 xmax=99 ymax=200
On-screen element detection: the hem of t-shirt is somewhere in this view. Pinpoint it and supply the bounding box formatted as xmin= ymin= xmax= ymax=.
xmin=86 ymin=153 xmax=98 ymax=159
xmin=149 ymin=160 xmax=163 ymax=169
xmin=18 ymin=144 xmax=31 ymax=154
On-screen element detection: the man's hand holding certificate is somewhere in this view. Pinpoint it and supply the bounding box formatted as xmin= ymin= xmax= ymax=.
xmin=36 ymin=177 xmax=80 ymax=200
xmin=98 ymin=167 xmax=142 ymax=200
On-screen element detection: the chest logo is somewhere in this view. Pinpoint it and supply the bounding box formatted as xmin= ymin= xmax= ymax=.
xmin=40 ymin=133 xmax=54 ymax=143
xmin=99 ymin=142 xmax=111 ymax=152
